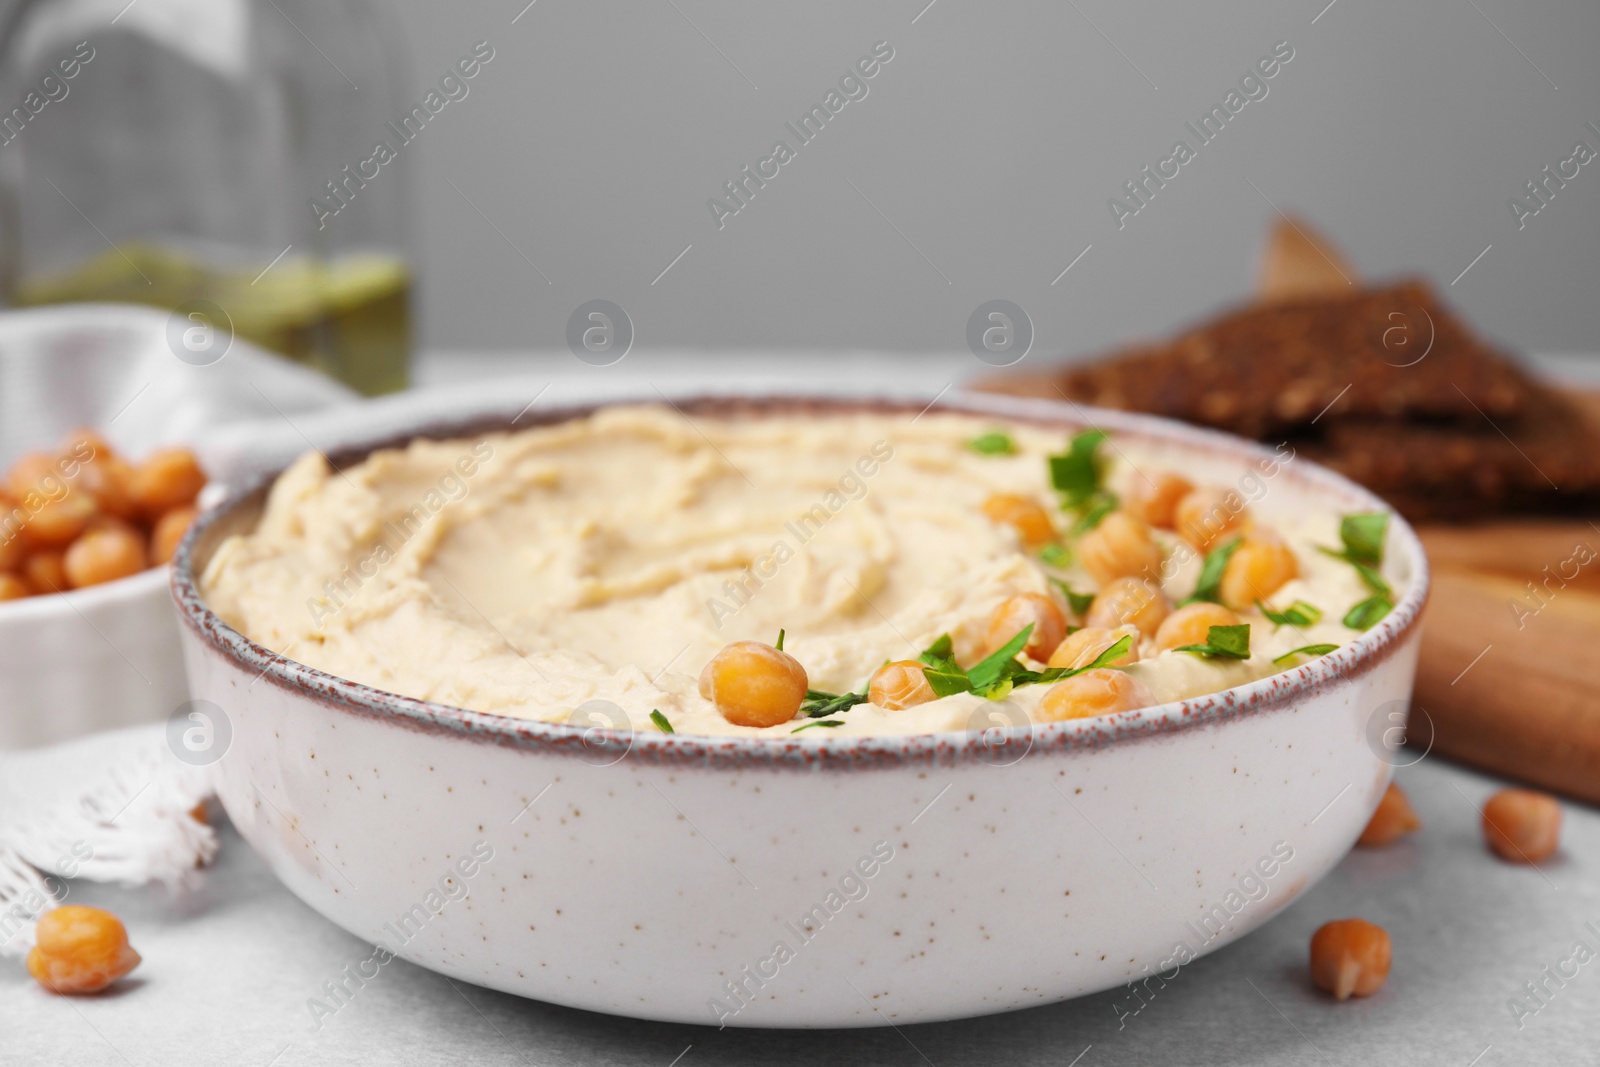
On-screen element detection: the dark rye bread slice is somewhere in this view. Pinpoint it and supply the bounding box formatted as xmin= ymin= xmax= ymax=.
xmin=1297 ymin=386 xmax=1600 ymax=521
xmin=1060 ymin=279 xmax=1537 ymax=438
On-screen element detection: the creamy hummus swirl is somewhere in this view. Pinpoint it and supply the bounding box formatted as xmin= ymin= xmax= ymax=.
xmin=200 ymin=406 xmax=1385 ymax=737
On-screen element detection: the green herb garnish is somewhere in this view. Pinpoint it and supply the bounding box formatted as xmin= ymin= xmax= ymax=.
xmin=1337 ymin=514 xmax=1388 ymax=567
xmin=792 ymin=719 xmax=846 ymax=733
xmin=965 ymin=625 xmax=1035 ymax=694
xmin=1182 ymin=537 xmax=1243 ymax=606
xmin=1048 ymin=429 xmax=1108 ymax=506
xmin=1272 ymin=644 xmax=1340 ymax=665
xmin=1171 ymin=624 xmax=1252 ymax=660
xmin=1343 ymin=595 xmax=1393 ymax=631
xmin=1003 ymin=633 xmax=1135 ymax=688
xmin=800 ymin=688 xmax=870 ymax=718
xmin=968 ymin=431 xmax=1017 ymax=456
xmin=1257 ymin=599 xmax=1323 ymax=629
xmin=1318 ymin=513 xmax=1392 ymax=596
xmin=1038 ymin=543 xmax=1072 ymax=568
xmin=775 ymin=629 xmax=786 ymax=651
xmin=649 ymin=709 xmax=675 ymax=734
xmin=1049 ymin=579 xmax=1096 ymax=617
xmin=1070 ymin=492 xmax=1119 ymax=534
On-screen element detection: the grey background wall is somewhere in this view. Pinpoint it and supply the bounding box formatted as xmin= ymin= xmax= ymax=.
xmin=18 ymin=0 xmax=1600 ymax=360
xmin=383 ymin=0 xmax=1600 ymax=359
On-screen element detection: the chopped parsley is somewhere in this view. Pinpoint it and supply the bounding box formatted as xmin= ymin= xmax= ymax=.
xmin=1070 ymin=492 xmax=1119 ymax=535
xmin=914 ymin=628 xmax=1134 ymax=699
xmin=1038 ymin=543 xmax=1072 ymax=569
xmin=1337 ymin=513 xmax=1388 ymax=567
xmin=1182 ymin=537 xmax=1242 ymax=606
xmin=968 ymin=431 xmax=1017 ymax=456
xmin=1049 ymin=579 xmax=1097 ymax=617
xmin=1049 ymin=429 xmax=1108 ymax=504
xmin=1272 ymin=643 xmax=1339 ymax=665
xmin=1257 ymin=599 xmax=1323 ymax=629
xmin=649 ymin=709 xmax=675 ymax=734
xmin=1171 ymin=623 xmax=1252 ymax=660
xmin=1049 ymin=429 xmax=1119 ymax=531
xmin=1343 ymin=595 xmax=1393 ymax=631
xmin=792 ymin=719 xmax=845 ymax=733
xmin=1319 ymin=513 xmax=1392 ymax=597
xmin=800 ymin=687 xmax=869 ymax=718
xmin=1318 ymin=513 xmax=1395 ymax=628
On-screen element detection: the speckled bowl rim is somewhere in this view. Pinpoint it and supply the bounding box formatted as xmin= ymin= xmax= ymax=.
xmin=170 ymin=390 xmax=1429 ymax=771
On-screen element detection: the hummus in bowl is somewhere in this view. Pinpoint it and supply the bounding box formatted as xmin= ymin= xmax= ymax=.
xmin=200 ymin=404 xmax=1400 ymax=739
xmin=172 ymin=392 xmax=1428 ymax=1028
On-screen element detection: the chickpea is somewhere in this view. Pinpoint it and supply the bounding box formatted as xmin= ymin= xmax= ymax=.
xmin=0 ymin=499 xmax=23 ymax=571
xmin=981 ymin=492 xmax=1056 ymax=548
xmin=1077 ymin=511 xmax=1162 ymax=586
xmin=1086 ymin=576 xmax=1172 ymax=638
xmin=7 ymin=450 xmax=63 ymax=500
xmin=128 ymin=447 xmax=206 ymax=515
xmin=25 ymin=905 xmax=142 ymax=994
xmin=0 ymin=572 xmax=29 ymax=600
xmin=70 ymin=452 xmax=138 ymax=521
xmin=1309 ymin=918 xmax=1391 ymax=1001
xmin=64 ymin=525 xmax=147 ymax=589
xmin=22 ymin=551 xmax=68 ymax=594
xmin=699 ymin=641 xmax=809 ymax=728
xmin=1046 ymin=625 xmax=1140 ymax=670
xmin=150 ymin=506 xmax=198 ymax=565
xmin=1481 ymin=789 xmax=1562 ymax=864
xmin=985 ymin=592 xmax=1067 ymax=662
xmin=1154 ymin=602 xmax=1242 ymax=652
xmin=1357 ymin=782 xmax=1421 ymax=848
xmin=1124 ymin=471 xmax=1194 ymax=529
xmin=869 ymin=660 xmax=937 ymax=711
xmin=63 ymin=428 xmax=114 ymax=457
xmin=1175 ymin=487 xmax=1249 ymax=554
xmin=1220 ymin=531 xmax=1299 ymax=612
xmin=22 ymin=494 xmax=95 ymax=547
xmin=1036 ymin=668 xmax=1155 ymax=722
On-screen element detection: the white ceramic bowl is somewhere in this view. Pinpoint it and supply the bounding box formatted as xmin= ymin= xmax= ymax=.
xmin=172 ymin=393 xmax=1429 ymax=1028
xmin=0 ymin=565 xmax=189 ymax=749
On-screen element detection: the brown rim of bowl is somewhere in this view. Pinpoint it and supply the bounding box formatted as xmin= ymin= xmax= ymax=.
xmin=169 ymin=390 xmax=1430 ymax=771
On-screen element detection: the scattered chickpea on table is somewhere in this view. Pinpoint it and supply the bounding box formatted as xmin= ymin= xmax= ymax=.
xmin=1482 ymin=788 xmax=1562 ymax=864
xmin=0 ymin=431 xmax=206 ymax=599
xmin=26 ymin=906 xmax=141 ymax=995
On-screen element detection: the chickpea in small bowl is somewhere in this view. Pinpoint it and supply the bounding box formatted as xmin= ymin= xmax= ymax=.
xmin=0 ymin=431 xmax=208 ymax=747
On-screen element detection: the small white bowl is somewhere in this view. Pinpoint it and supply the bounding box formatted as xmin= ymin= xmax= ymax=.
xmin=0 ymin=566 xmax=189 ymax=749
xmin=173 ymin=392 xmax=1429 ymax=1028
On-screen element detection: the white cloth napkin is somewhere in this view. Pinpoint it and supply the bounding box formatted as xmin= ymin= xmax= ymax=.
xmin=0 ymin=723 xmax=217 ymax=957
xmin=0 ymin=302 xmax=357 ymax=473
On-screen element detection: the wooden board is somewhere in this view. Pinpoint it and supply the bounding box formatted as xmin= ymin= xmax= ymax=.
xmin=973 ymin=371 xmax=1600 ymax=803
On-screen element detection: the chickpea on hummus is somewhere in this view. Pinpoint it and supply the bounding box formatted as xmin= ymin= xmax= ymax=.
xmin=200 ymin=405 xmax=1399 ymax=737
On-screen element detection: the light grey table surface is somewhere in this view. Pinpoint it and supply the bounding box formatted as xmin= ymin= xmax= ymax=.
xmin=7 ymin=758 xmax=1595 ymax=1067
xmin=6 ymin=350 xmax=1598 ymax=1066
